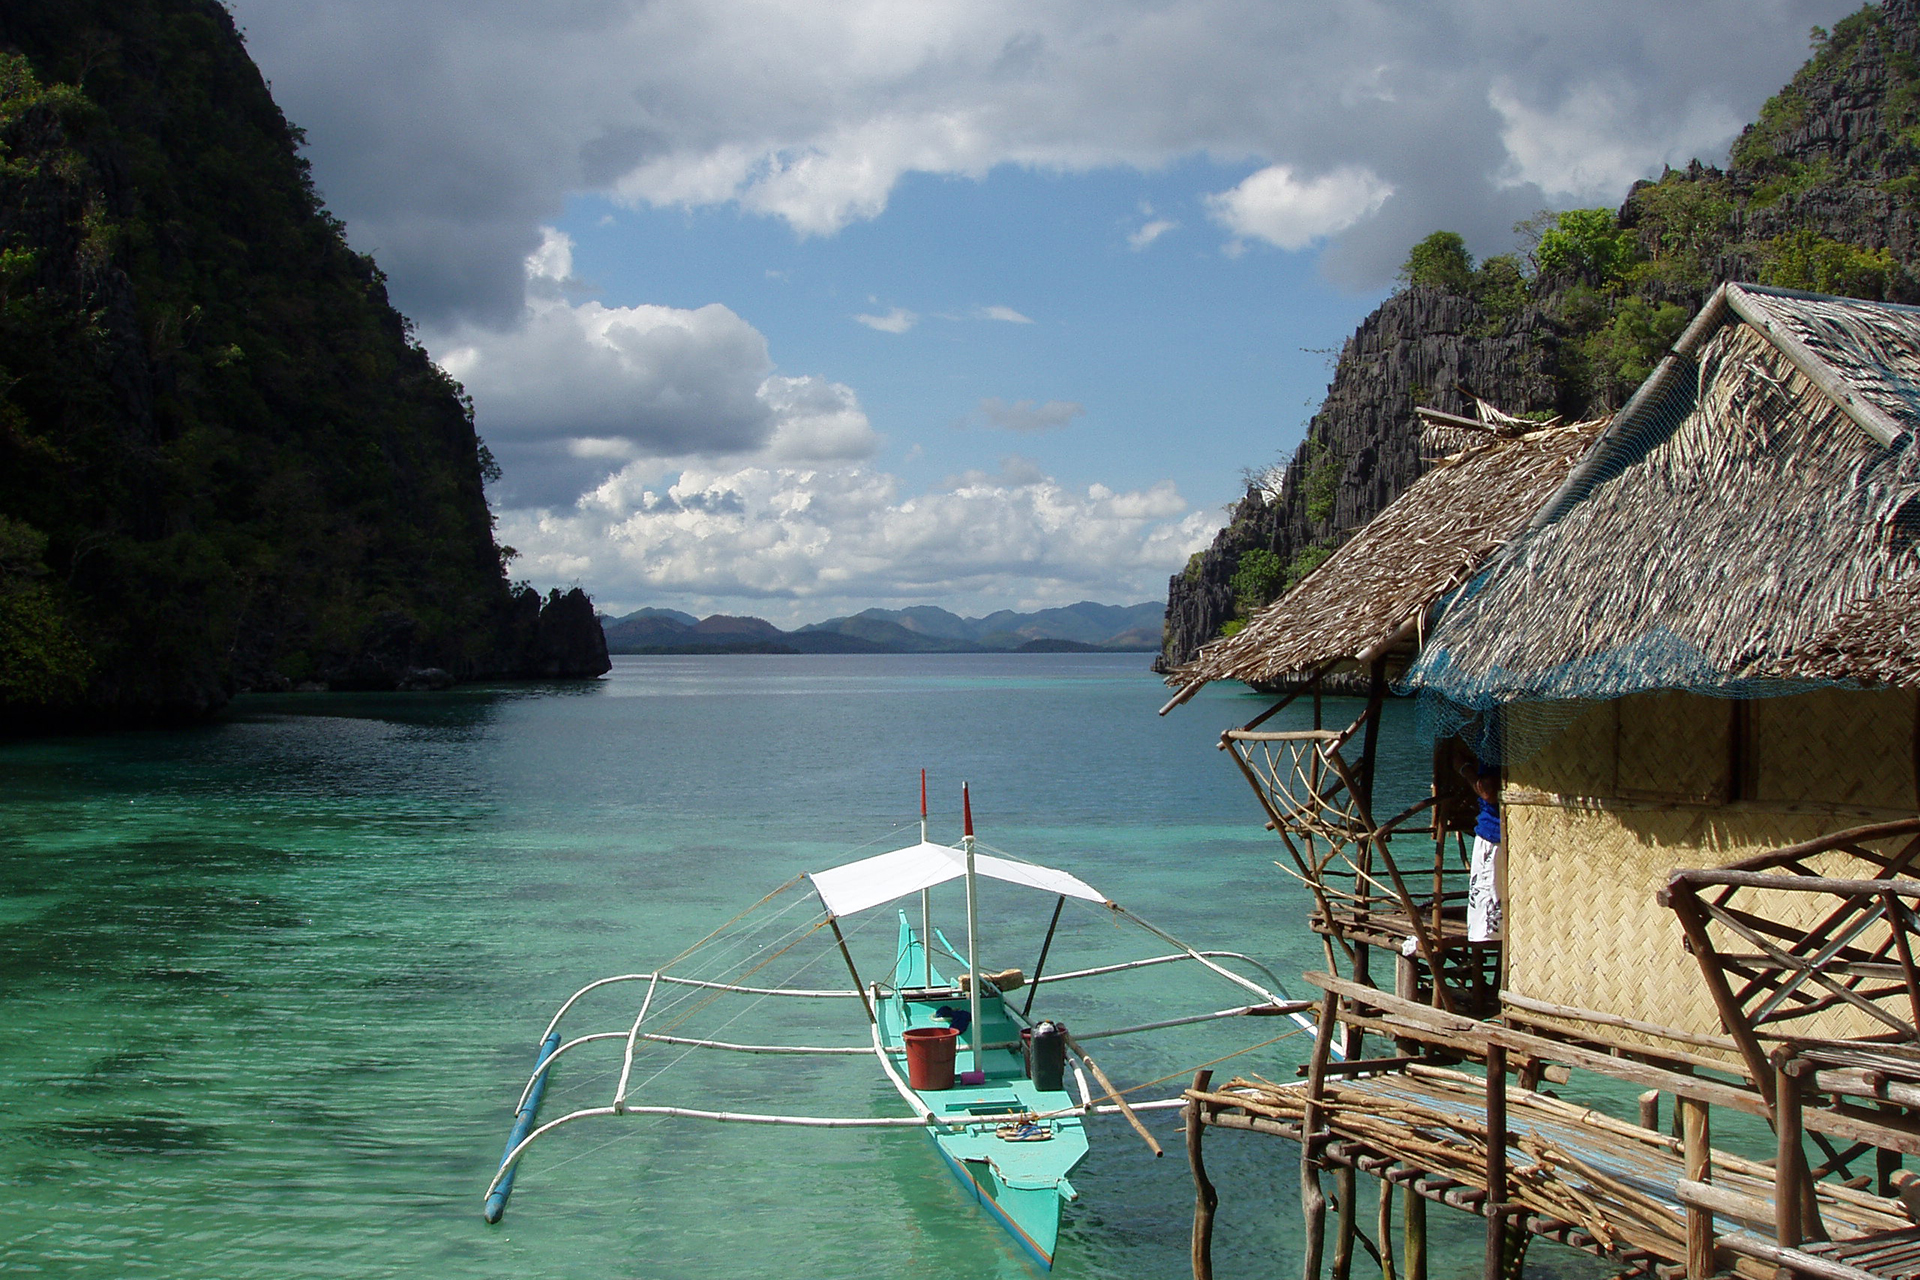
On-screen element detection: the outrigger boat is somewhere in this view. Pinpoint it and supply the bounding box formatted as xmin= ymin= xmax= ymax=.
xmin=484 ymin=778 xmax=1316 ymax=1269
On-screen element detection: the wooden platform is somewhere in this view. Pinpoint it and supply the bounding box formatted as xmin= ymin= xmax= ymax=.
xmin=1188 ymin=1066 xmax=1914 ymax=1280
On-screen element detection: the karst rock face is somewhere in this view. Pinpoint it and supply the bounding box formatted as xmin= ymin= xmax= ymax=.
xmin=1158 ymin=288 xmax=1563 ymax=672
xmin=1161 ymin=0 xmax=1920 ymax=676
xmin=1723 ymin=0 xmax=1920 ymax=273
xmin=0 ymin=0 xmax=609 ymax=726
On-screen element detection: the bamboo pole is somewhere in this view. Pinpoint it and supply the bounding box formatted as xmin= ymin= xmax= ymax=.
xmin=1484 ymin=1044 xmax=1508 ymax=1280
xmin=1303 ymin=993 xmax=1340 ymax=1280
xmin=1682 ymin=1096 xmax=1712 ymax=1280
xmin=1333 ymin=1162 xmax=1358 ymax=1280
xmin=1776 ymin=1057 xmax=1803 ymax=1254
xmin=1404 ymin=1185 xmax=1427 ymax=1280
xmin=1377 ymin=1174 xmax=1398 ymax=1280
xmin=1189 ymin=1069 xmax=1217 ymax=1280
xmin=1065 ymin=1032 xmax=1162 ymax=1157
xmin=827 ymin=917 xmax=875 ymax=1024
xmin=1023 ymin=895 xmax=1067 ymax=1019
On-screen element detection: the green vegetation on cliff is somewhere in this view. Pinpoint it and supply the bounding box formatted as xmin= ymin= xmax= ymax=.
xmin=1163 ymin=1 xmax=1920 ymax=668
xmin=0 ymin=0 xmax=602 ymax=724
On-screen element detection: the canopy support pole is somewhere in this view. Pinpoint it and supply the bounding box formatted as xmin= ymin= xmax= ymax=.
xmin=827 ymin=917 xmax=875 ymax=1024
xmin=1023 ymin=895 xmax=1067 ymax=1019
xmin=920 ymin=770 xmax=932 ymax=987
xmin=964 ymin=785 xmax=983 ymax=1075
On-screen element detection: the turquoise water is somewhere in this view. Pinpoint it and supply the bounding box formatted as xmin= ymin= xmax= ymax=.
xmin=0 ymin=654 xmax=1511 ymax=1279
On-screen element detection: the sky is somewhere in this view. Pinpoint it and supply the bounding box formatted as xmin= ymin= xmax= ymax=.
xmin=225 ymin=0 xmax=1855 ymax=625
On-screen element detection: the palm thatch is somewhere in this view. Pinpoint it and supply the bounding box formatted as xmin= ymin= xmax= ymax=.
xmin=1772 ymin=573 xmax=1920 ymax=685
xmin=1407 ymin=284 xmax=1920 ymax=706
xmin=1163 ymin=411 xmax=1606 ymax=702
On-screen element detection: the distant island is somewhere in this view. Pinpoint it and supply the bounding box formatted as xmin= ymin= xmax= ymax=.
xmin=600 ymin=601 xmax=1164 ymax=655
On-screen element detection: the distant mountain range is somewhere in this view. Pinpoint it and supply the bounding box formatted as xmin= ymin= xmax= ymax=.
xmin=599 ymin=602 xmax=1165 ymax=655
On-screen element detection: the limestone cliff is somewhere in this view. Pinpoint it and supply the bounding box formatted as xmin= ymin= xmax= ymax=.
xmin=0 ymin=0 xmax=607 ymax=727
xmin=1161 ymin=0 xmax=1920 ymax=672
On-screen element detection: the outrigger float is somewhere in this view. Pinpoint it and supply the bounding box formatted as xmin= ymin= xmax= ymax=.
xmin=484 ymin=778 xmax=1317 ymax=1269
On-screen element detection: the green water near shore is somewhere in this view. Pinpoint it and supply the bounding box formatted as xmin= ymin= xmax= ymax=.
xmin=1 ymin=654 xmax=1582 ymax=1279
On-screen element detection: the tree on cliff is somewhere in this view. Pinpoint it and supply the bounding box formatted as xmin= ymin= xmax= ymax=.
xmin=1160 ymin=0 xmax=1920 ymax=672
xmin=0 ymin=1 xmax=605 ymax=726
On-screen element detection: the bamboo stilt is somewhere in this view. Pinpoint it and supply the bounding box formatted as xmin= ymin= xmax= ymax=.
xmin=1404 ymin=1185 xmax=1427 ymax=1280
xmin=1682 ymin=1096 xmax=1712 ymax=1280
xmin=1377 ymin=1175 xmax=1398 ymax=1280
xmin=1333 ymin=1164 xmax=1358 ymax=1280
xmin=1303 ymin=993 xmax=1340 ymax=1280
xmin=1189 ymin=1069 xmax=1217 ymax=1280
xmin=1484 ymin=1044 xmax=1508 ymax=1280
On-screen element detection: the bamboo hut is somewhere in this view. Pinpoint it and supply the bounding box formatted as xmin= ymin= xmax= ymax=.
xmin=1161 ymin=407 xmax=1608 ymax=1016
xmin=1172 ymin=284 xmax=1920 ymax=1280
xmin=1405 ymin=282 xmax=1920 ymax=1051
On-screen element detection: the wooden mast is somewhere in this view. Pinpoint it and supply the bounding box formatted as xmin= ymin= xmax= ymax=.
xmin=963 ymin=782 xmax=983 ymax=1077
xmin=920 ymin=768 xmax=932 ymax=987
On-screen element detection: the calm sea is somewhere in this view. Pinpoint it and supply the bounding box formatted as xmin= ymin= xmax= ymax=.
xmin=0 ymin=654 xmax=1560 ymax=1279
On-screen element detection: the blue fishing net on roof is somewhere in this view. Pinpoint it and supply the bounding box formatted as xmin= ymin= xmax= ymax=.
xmin=1395 ymin=297 xmax=1920 ymax=767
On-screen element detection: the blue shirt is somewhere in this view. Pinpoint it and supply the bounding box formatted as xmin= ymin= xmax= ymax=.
xmin=1475 ymin=764 xmax=1500 ymax=843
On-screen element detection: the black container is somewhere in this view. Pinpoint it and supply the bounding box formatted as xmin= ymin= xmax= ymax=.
xmin=1028 ymin=1020 xmax=1067 ymax=1092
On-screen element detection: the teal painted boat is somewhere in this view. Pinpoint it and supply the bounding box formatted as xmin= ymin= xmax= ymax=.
xmin=877 ymin=912 xmax=1089 ymax=1268
xmin=484 ymin=779 xmax=1316 ymax=1270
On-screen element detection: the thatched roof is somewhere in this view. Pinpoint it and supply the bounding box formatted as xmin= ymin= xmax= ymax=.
xmin=1406 ymin=283 xmax=1920 ymax=706
xmin=1161 ymin=410 xmax=1606 ymax=706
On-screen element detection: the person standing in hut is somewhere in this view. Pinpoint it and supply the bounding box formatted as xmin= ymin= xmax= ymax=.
xmin=1461 ymin=750 xmax=1502 ymax=942
xmin=1443 ymin=740 xmax=1505 ymax=940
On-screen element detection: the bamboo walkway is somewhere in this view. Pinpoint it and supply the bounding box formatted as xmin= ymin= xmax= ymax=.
xmin=1188 ymin=1065 xmax=1917 ymax=1280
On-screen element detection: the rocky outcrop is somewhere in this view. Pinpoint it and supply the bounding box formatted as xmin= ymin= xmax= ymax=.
xmin=0 ymin=0 xmax=610 ymax=726
xmin=1158 ymin=288 xmax=1564 ymax=669
xmin=512 ymin=587 xmax=613 ymax=680
xmin=1722 ymin=0 xmax=1920 ymax=292
xmin=1160 ymin=0 xmax=1920 ymax=674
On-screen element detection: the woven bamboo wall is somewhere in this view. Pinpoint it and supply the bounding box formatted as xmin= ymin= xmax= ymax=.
xmin=1505 ymin=803 xmax=1853 ymax=1050
xmin=1506 ymin=688 xmax=1919 ymax=1051
xmin=1751 ymin=688 xmax=1917 ymax=810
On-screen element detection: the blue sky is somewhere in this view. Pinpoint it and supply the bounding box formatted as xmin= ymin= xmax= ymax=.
xmin=549 ymin=162 xmax=1384 ymax=506
xmin=229 ymin=0 xmax=1854 ymax=624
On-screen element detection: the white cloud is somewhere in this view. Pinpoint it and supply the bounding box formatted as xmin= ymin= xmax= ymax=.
xmin=1206 ymin=164 xmax=1395 ymax=252
xmin=978 ymin=305 xmax=1033 ymax=324
xmin=853 ymin=306 xmax=918 ymax=333
xmin=499 ymin=457 xmax=1212 ymax=617
xmin=430 ymin=229 xmax=877 ymax=504
xmin=1490 ymin=78 xmax=1746 ymax=201
xmin=1128 ymin=218 xmax=1178 ymax=250
xmin=232 ymin=0 xmax=1841 ymax=323
xmin=978 ymin=398 xmax=1085 ymax=433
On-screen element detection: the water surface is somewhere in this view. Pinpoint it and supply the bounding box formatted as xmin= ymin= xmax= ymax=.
xmin=0 ymin=654 xmax=1577 ymax=1279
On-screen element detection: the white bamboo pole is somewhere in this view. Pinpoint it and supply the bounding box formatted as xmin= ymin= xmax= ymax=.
xmin=921 ymin=772 xmax=932 ymax=988
xmin=543 ymin=972 xmax=858 ymax=1037
xmin=1027 ymin=949 xmax=1288 ymax=993
xmin=613 ymin=973 xmax=660 ymax=1113
xmin=871 ymin=1006 xmax=949 ymax=1126
xmin=480 ymin=1090 xmax=1197 ymax=1212
xmin=963 ymin=793 xmax=983 ymax=1078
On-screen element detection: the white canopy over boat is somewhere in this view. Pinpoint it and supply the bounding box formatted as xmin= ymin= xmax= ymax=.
xmin=805 ymin=840 xmax=1108 ymax=919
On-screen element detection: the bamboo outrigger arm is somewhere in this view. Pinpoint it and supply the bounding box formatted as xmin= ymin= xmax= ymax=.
xmin=542 ymin=971 xmax=861 ymax=1037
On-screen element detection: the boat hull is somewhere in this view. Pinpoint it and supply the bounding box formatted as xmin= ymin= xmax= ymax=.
xmin=881 ymin=914 xmax=1086 ymax=1270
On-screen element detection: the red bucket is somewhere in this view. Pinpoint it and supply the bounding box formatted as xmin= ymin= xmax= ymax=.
xmin=902 ymin=1026 xmax=960 ymax=1090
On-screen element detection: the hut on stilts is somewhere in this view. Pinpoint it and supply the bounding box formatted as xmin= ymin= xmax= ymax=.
xmin=1163 ymin=283 xmax=1920 ymax=1280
